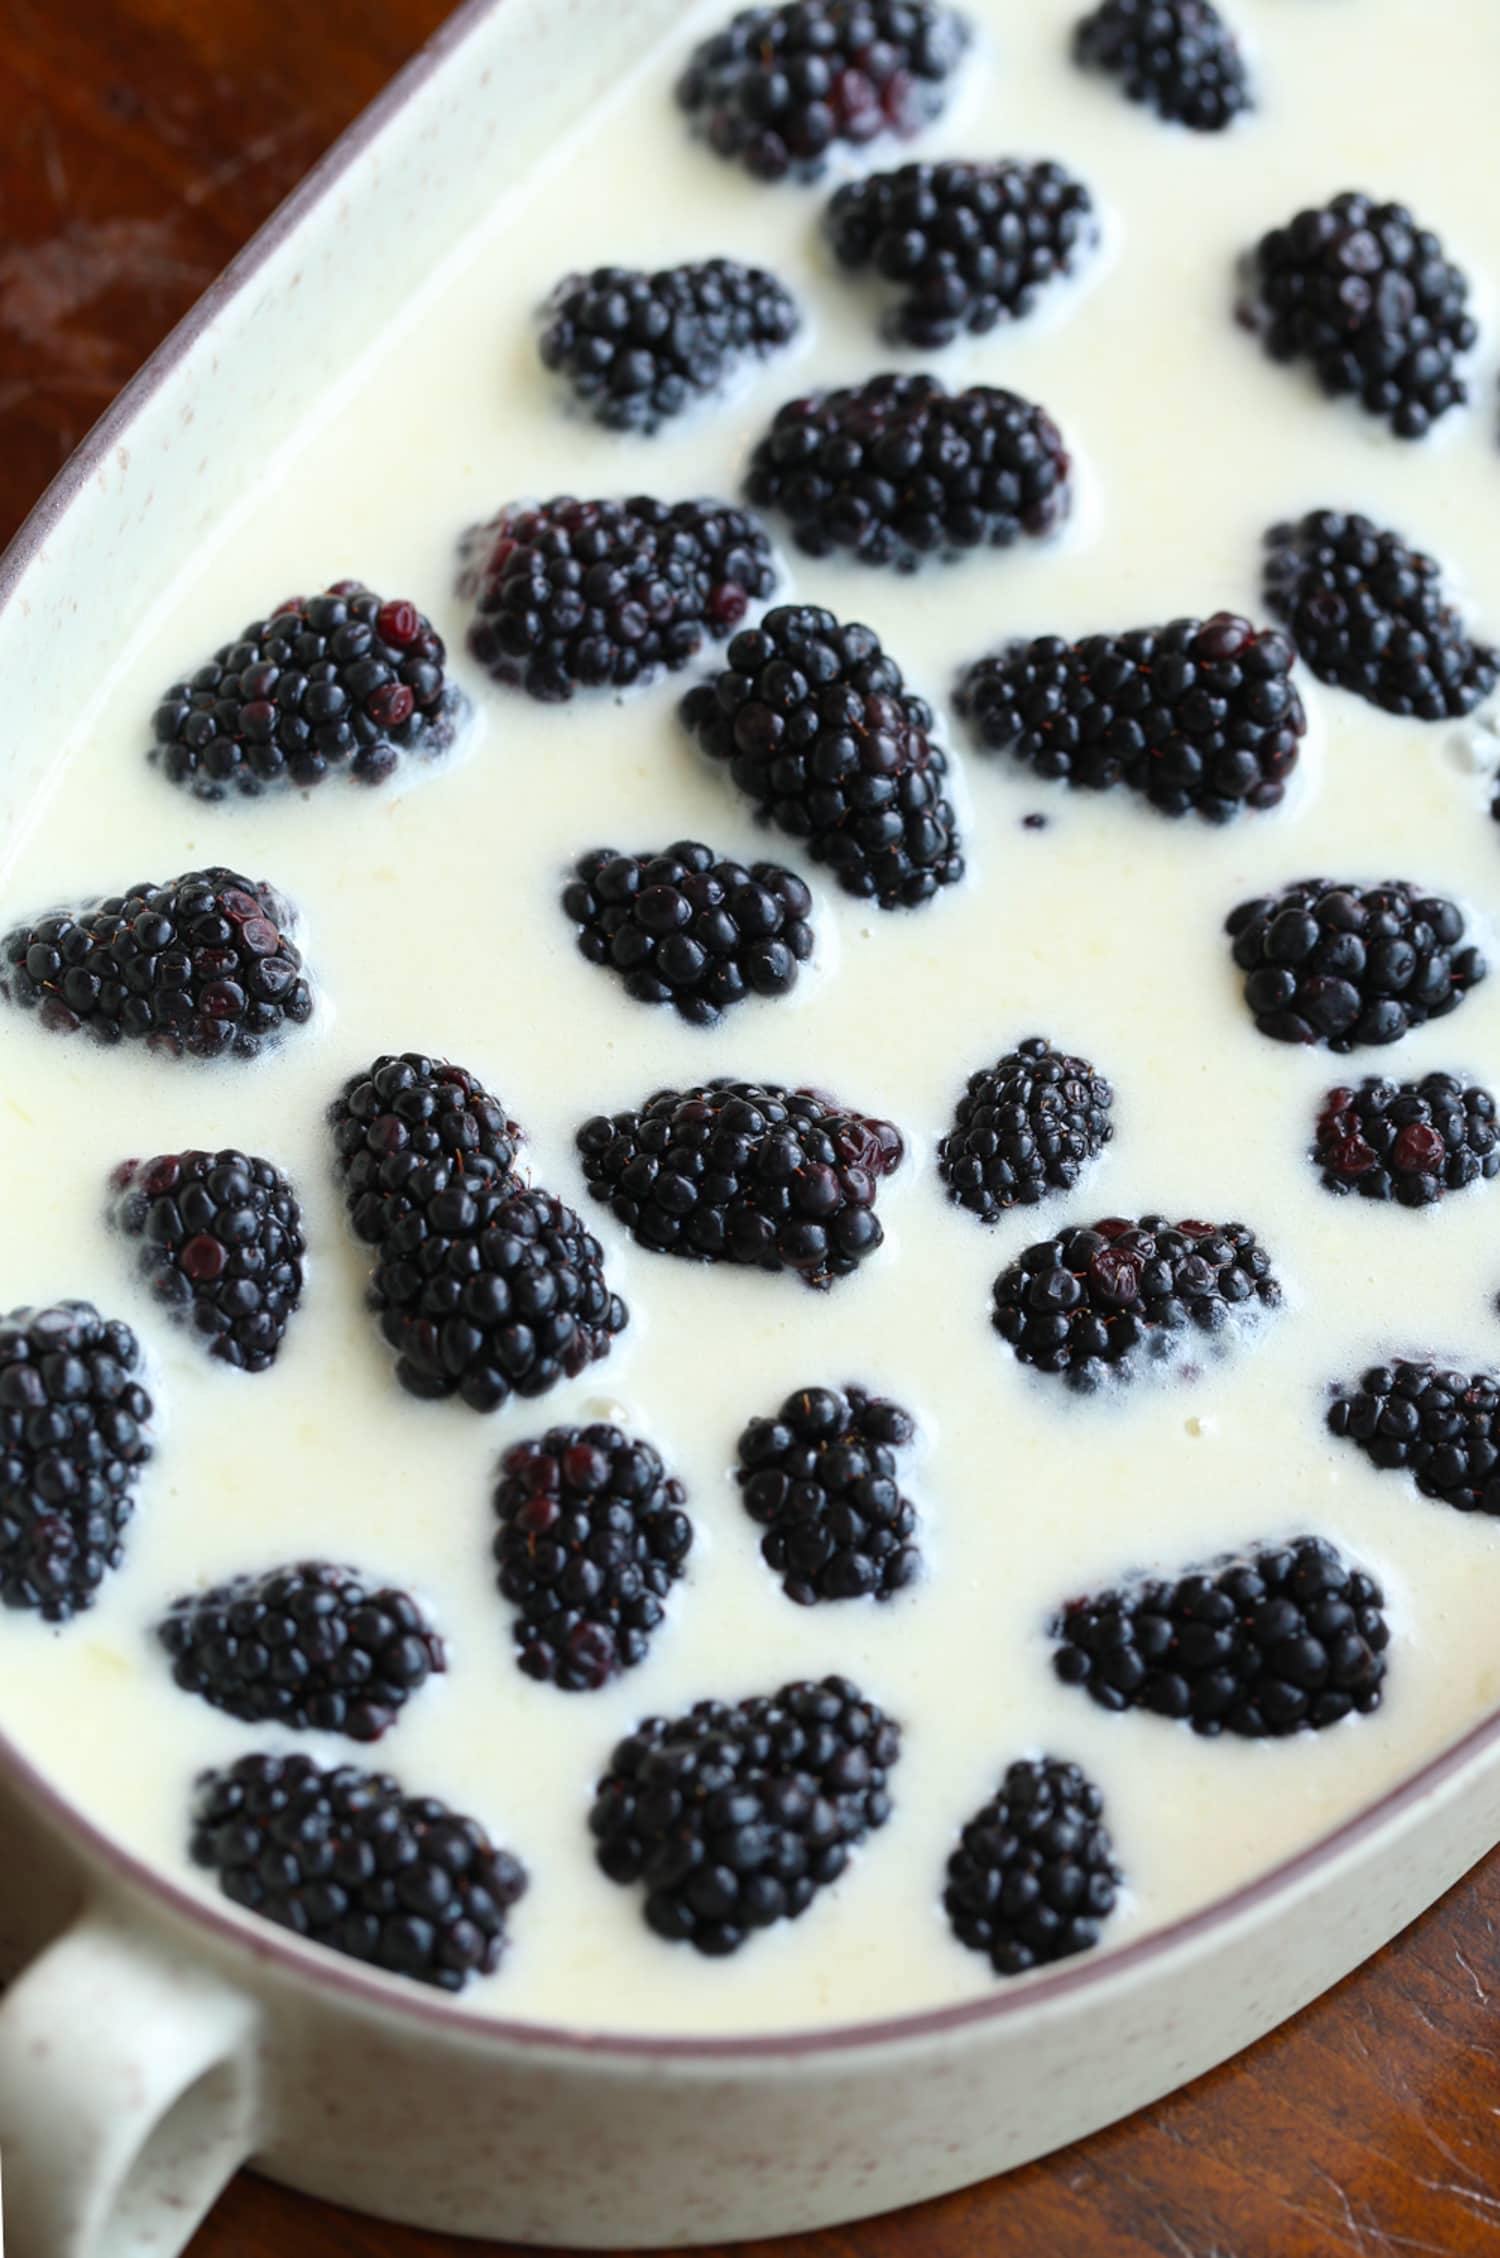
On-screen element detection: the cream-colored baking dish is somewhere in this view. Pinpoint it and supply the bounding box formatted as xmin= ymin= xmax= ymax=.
xmin=2 ymin=3 xmax=1500 ymax=2252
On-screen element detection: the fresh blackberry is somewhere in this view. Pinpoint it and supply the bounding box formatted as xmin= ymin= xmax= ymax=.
xmin=0 ymin=1301 xmax=153 ymax=1620
xmin=945 ymin=1757 xmax=1120 ymax=1976
xmin=1053 ymin=1537 xmax=1390 ymax=1736
xmin=329 ymin=1053 xmax=523 ymax=1250
xmin=1242 ymin=192 xmax=1475 ymax=440
xmin=679 ymin=605 xmax=964 ymax=908
xmin=0 ymin=868 xmax=313 ymax=1060
xmin=492 ymin=1424 xmax=693 ymax=1691
xmin=938 ymin=1038 xmax=1113 ymax=1221
xmin=372 ymin=1182 xmax=626 ymax=1412
xmin=149 ymin=583 xmax=460 ymax=800
xmin=956 ymin=613 xmax=1304 ymax=823
xmin=991 ymin=1215 xmax=1279 ymax=1392
xmin=676 ymin=0 xmax=971 ymax=183
xmin=1226 ymin=879 xmax=1487 ymax=1051
xmin=1313 ymin=1074 xmax=1499 ymax=1206
xmin=539 ymin=260 xmax=800 ymax=433
xmin=576 ymin=1080 xmax=903 ymax=1288
xmin=190 ymin=1752 xmax=526 ymax=1991
xmin=589 ymin=1674 xmax=900 ymax=1954
xmin=1263 ymin=510 xmax=1497 ymax=721
xmin=825 ymin=160 xmax=1096 ymax=349
xmin=734 ymin=1384 xmax=919 ymax=1604
xmin=110 ymin=1149 xmax=305 ymax=1372
xmin=745 ymin=373 xmax=1070 ymax=570
xmin=1328 ymin=1363 xmax=1500 ymax=1514
xmin=1073 ymin=0 xmax=1250 ymax=131
xmin=458 ymin=495 xmax=775 ymax=701
xmin=159 ymin=1564 xmax=444 ymax=1741
xmin=563 ymin=842 xmax=814 ymax=1025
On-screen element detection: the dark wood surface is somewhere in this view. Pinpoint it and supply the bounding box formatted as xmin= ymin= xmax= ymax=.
xmin=3 ymin=3 xmax=1500 ymax=2251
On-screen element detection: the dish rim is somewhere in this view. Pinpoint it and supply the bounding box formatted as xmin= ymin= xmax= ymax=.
xmin=1 ymin=0 xmax=1495 ymax=2068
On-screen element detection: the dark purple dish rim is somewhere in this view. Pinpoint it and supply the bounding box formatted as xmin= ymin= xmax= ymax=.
xmin=1 ymin=0 xmax=1496 ymax=2066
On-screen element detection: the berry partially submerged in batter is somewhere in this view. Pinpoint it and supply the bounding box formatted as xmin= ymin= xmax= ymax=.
xmin=1313 ymin=1074 xmax=1498 ymax=1205
xmin=329 ymin=1053 xmax=524 ymax=1250
xmin=110 ymin=1149 xmax=305 ymax=1371
xmin=1073 ymin=0 xmax=1250 ymax=131
xmin=539 ymin=260 xmax=799 ymax=432
xmin=938 ymin=1039 xmax=1113 ymax=1219
xmin=1226 ymin=880 xmax=1486 ymax=1051
xmin=563 ymin=841 xmax=814 ymax=1024
xmin=945 ymin=1757 xmax=1121 ymax=1975
xmin=1053 ymin=1537 xmax=1390 ymax=1736
xmin=1328 ymin=1363 xmax=1500 ymax=1515
xmin=589 ymin=1674 xmax=900 ymax=1954
xmin=734 ymin=1384 xmax=920 ymax=1603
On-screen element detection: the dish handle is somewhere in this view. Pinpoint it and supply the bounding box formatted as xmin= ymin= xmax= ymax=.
xmin=0 ymin=1904 xmax=260 ymax=2257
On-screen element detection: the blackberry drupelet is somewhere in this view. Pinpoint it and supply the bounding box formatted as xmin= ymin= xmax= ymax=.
xmin=991 ymin=1215 xmax=1279 ymax=1393
xmin=1226 ymin=879 xmax=1486 ymax=1051
xmin=678 ymin=605 xmax=963 ymax=909
xmin=676 ymin=0 xmax=971 ymax=183
xmin=149 ymin=582 xmax=460 ymax=800
xmin=734 ymin=1384 xmax=920 ymax=1604
xmin=458 ymin=495 xmax=775 ymax=701
xmin=825 ymin=160 xmax=1096 ymax=349
xmin=372 ymin=1183 xmax=626 ymax=1413
xmin=745 ymin=373 xmax=1070 ymax=569
xmin=0 ymin=868 xmax=312 ymax=1060
xmin=329 ymin=1053 xmax=523 ymax=1249
xmin=110 ymin=1149 xmax=305 ymax=1372
xmin=589 ymin=1674 xmax=900 ymax=1954
xmin=1313 ymin=1074 xmax=1498 ymax=1205
xmin=938 ymin=1038 xmax=1113 ymax=1220
xmin=576 ymin=1079 xmax=904 ymax=1288
xmin=1242 ymin=191 xmax=1475 ymax=439
xmin=1329 ymin=1364 xmax=1500 ymax=1514
xmin=956 ymin=613 xmax=1304 ymax=823
xmin=0 ymin=1301 xmax=153 ymax=1620
xmin=563 ymin=841 xmax=814 ymax=1025
xmin=190 ymin=1752 xmax=526 ymax=1990
xmin=1073 ymin=0 xmax=1250 ymax=131
xmin=1053 ymin=1536 xmax=1390 ymax=1736
xmin=159 ymin=1564 xmax=444 ymax=1741
xmin=1263 ymin=510 xmax=1498 ymax=721
xmin=492 ymin=1425 xmax=693 ymax=1691
xmin=945 ymin=1757 xmax=1120 ymax=1975
xmin=539 ymin=260 xmax=799 ymax=432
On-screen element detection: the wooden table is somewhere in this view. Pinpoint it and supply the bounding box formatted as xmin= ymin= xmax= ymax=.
xmin=3 ymin=4 xmax=1499 ymax=2251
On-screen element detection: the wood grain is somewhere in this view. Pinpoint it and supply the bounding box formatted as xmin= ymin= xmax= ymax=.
xmin=3 ymin=2 xmax=1500 ymax=2251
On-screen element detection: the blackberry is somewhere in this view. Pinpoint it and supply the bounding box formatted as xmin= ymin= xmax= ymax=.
xmin=539 ymin=260 xmax=799 ymax=433
xmin=0 ymin=868 xmax=312 ymax=1060
xmin=372 ymin=1182 xmax=626 ymax=1413
xmin=1073 ymin=0 xmax=1250 ymax=132
xmin=679 ymin=604 xmax=964 ymax=908
xmin=1313 ymin=1074 xmax=1499 ymax=1206
xmin=149 ymin=582 xmax=460 ymax=800
xmin=745 ymin=373 xmax=1070 ymax=570
xmin=563 ymin=842 xmax=814 ymax=1025
xmin=1226 ymin=879 xmax=1486 ymax=1051
xmin=992 ymin=1215 xmax=1279 ymax=1393
xmin=676 ymin=0 xmax=970 ymax=183
xmin=459 ymin=495 xmax=775 ymax=701
xmin=1053 ymin=1536 xmax=1390 ymax=1736
xmin=1328 ymin=1363 xmax=1500 ymax=1514
xmin=159 ymin=1564 xmax=444 ymax=1741
xmin=945 ymin=1757 xmax=1120 ymax=1976
xmin=734 ymin=1384 xmax=919 ymax=1604
xmin=1242 ymin=191 xmax=1475 ymax=440
xmin=956 ymin=613 xmax=1304 ymax=823
xmin=825 ymin=160 xmax=1096 ymax=349
xmin=589 ymin=1674 xmax=900 ymax=1954
xmin=938 ymin=1038 xmax=1113 ymax=1220
xmin=190 ymin=1752 xmax=526 ymax=1991
xmin=1263 ymin=510 xmax=1497 ymax=721
xmin=110 ymin=1149 xmax=305 ymax=1372
xmin=575 ymin=1080 xmax=904 ymax=1288
xmin=329 ymin=1053 xmax=523 ymax=1250
xmin=0 ymin=1301 xmax=153 ymax=1620
xmin=492 ymin=1425 xmax=693 ymax=1691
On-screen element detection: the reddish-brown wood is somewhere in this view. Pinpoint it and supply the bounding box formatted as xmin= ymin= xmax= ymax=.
xmin=4 ymin=3 xmax=1500 ymax=2250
